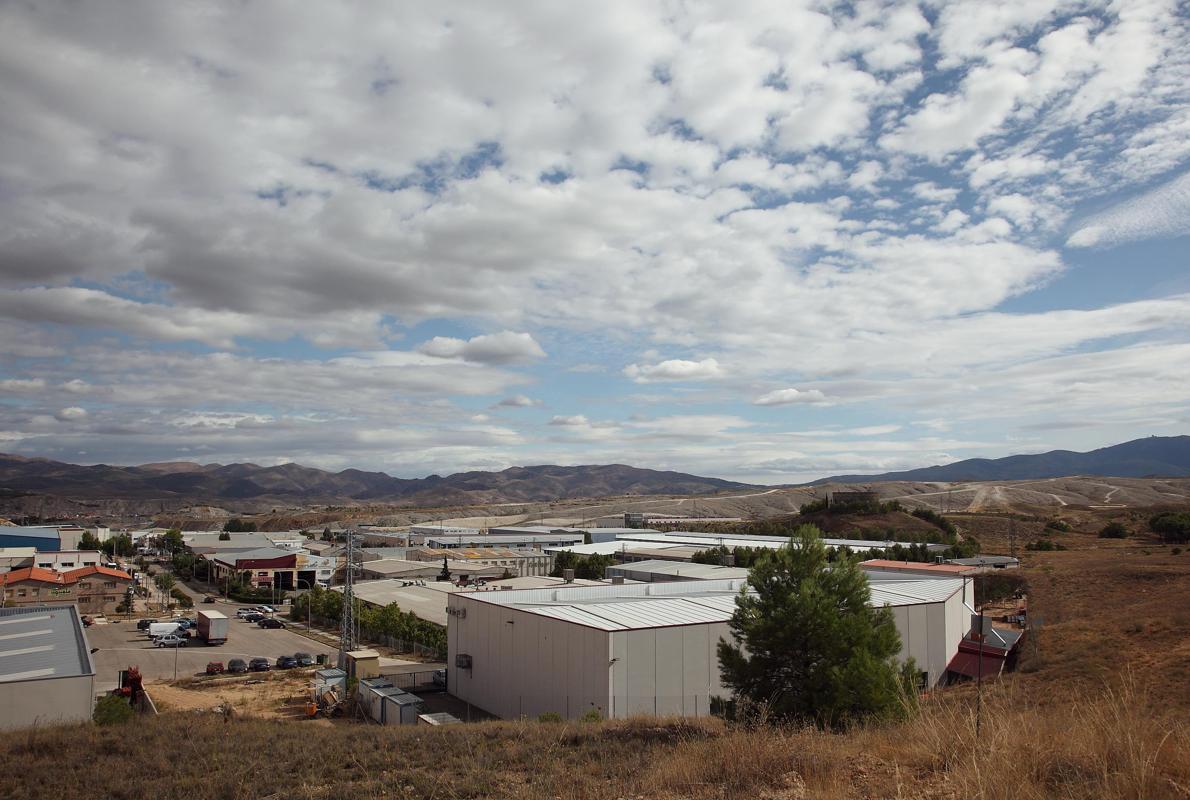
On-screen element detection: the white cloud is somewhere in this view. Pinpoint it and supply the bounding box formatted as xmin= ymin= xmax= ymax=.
xmin=624 ymin=358 xmax=723 ymax=383
xmin=55 ymin=406 xmax=88 ymax=421
xmin=0 ymin=378 xmax=46 ymax=392
xmin=549 ymin=415 xmax=589 ymax=426
xmin=1067 ymin=171 xmax=1190 ymax=248
xmin=495 ymin=394 xmax=541 ymax=408
xmin=417 ymin=331 xmax=547 ymax=364
xmin=753 ymin=388 xmax=829 ymax=406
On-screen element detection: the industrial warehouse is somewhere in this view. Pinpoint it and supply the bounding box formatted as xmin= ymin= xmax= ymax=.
xmin=0 ymin=605 xmax=96 ymax=730
xmin=446 ymin=576 xmax=971 ymax=720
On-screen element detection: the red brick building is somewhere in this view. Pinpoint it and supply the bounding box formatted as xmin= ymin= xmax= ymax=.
xmin=1 ymin=565 xmax=133 ymax=614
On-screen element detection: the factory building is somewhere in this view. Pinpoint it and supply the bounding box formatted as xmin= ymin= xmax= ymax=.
xmin=422 ymin=532 xmax=585 ymax=551
xmin=0 ymin=605 xmax=96 ymax=730
xmin=447 ymin=577 xmax=970 ymax=720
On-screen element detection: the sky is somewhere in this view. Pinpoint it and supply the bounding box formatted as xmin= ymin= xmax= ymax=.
xmin=0 ymin=1 xmax=1188 ymax=485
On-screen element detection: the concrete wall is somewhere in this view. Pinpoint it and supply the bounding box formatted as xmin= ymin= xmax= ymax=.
xmin=448 ymin=595 xmax=610 ymax=720
xmin=609 ymin=622 xmax=729 ymax=718
xmin=0 ymin=674 xmax=94 ymax=730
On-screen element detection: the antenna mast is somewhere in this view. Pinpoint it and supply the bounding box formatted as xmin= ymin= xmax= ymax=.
xmin=338 ymin=528 xmax=357 ymax=668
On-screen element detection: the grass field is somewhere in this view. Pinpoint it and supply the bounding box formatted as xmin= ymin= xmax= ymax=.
xmin=1 ymin=508 xmax=1187 ymax=799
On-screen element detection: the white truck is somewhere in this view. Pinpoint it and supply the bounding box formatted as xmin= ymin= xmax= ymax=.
xmin=148 ymin=621 xmax=181 ymax=639
xmin=196 ymin=610 xmax=228 ymax=646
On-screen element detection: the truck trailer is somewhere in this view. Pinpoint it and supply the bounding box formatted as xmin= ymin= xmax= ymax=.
xmin=196 ymin=610 xmax=228 ymax=646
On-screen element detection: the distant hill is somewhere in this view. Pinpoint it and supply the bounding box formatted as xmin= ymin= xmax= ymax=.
xmin=813 ymin=435 xmax=1190 ymax=484
xmin=0 ymin=455 xmax=754 ymax=506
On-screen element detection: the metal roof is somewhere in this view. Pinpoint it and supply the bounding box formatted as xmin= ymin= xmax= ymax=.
xmin=548 ymin=533 xmax=949 ymax=555
xmin=0 ymin=605 xmax=94 ymax=683
xmin=606 ymin=560 xmax=751 ymax=581
xmin=453 ymin=577 xmax=964 ymax=632
xmin=423 ymin=533 xmax=585 ymax=545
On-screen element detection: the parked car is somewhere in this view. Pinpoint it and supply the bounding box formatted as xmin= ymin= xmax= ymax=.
xmin=203 ymin=596 xmax=217 ymax=604
xmin=248 ymin=657 xmax=270 ymax=672
xmin=226 ymin=658 xmax=248 ymax=674
xmin=275 ymin=655 xmax=298 ymax=669
xmin=235 ymin=608 xmax=256 ymax=618
xmin=155 ymin=634 xmax=188 ymax=648
xmin=256 ymin=605 xmax=276 ymax=614
xmin=293 ymin=652 xmax=314 ymax=667
xmin=174 ymin=618 xmax=196 ymax=630
xmin=258 ymin=618 xmax=285 ymax=629
xmin=242 ymin=612 xmax=265 ymax=623
xmin=136 ymin=619 xmax=154 ymax=630
xmin=205 ymin=661 xmax=225 ymax=675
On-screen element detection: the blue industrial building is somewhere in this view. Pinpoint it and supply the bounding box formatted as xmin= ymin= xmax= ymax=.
xmin=0 ymin=527 xmax=62 ymax=552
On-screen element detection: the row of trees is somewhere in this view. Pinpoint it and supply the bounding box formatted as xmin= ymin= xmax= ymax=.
xmin=290 ymin=586 xmax=446 ymax=658
xmin=1149 ymin=512 xmax=1190 ymax=543
xmin=549 ymin=551 xmax=615 ymax=579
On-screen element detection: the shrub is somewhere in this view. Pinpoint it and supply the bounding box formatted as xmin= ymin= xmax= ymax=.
xmin=1045 ymin=519 xmax=1072 ymax=532
xmin=93 ymin=695 xmax=134 ymax=726
xmin=1172 ymin=547 xmax=1182 ymax=555
xmin=537 ymin=712 xmax=563 ymax=723
xmin=1099 ymin=522 xmax=1128 ymax=539
xmin=170 ymin=587 xmax=194 ymax=608
xmin=579 ymin=709 xmax=603 ymax=723
xmin=1025 ymin=539 xmax=1066 ymax=551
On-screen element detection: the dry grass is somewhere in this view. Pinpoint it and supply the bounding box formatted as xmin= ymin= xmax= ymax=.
xmin=0 ymin=674 xmax=1184 ymax=800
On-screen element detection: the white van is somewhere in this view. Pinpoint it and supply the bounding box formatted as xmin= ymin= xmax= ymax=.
xmin=148 ymin=622 xmax=181 ymax=639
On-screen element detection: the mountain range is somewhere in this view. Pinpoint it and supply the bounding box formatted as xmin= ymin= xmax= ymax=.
xmin=0 ymin=455 xmax=752 ymax=506
xmin=1 ymin=436 xmax=1187 ymax=509
xmin=813 ymin=435 xmax=1190 ymax=484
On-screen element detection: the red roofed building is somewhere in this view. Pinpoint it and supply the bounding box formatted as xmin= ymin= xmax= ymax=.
xmin=1 ymin=565 xmax=133 ymax=614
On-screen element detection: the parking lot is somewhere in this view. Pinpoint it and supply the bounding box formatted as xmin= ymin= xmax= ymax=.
xmin=87 ymin=610 xmax=335 ymax=692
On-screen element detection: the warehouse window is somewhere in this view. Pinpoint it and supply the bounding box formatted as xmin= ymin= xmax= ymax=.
xmin=79 ymin=582 xmax=91 ymax=589
xmin=79 ymin=596 xmax=90 ymax=603
xmin=104 ymin=581 xmax=117 ymax=588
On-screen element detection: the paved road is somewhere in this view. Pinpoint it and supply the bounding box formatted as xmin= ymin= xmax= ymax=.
xmin=87 ymin=613 xmax=335 ymax=693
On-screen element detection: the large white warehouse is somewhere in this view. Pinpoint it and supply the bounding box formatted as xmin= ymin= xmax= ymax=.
xmin=447 ymin=577 xmax=970 ymax=720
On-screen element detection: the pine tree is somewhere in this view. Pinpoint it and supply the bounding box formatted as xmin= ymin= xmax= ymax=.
xmin=717 ymin=524 xmax=908 ymax=729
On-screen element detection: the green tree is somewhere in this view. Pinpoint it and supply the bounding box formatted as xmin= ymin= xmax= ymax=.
xmin=100 ymin=533 xmax=134 ymax=558
xmin=1099 ymin=522 xmax=1128 ymax=539
xmin=161 ymin=528 xmax=185 ymax=554
xmin=79 ymin=530 xmax=103 ymax=551
xmin=717 ymin=525 xmax=908 ymax=729
xmin=93 ymin=694 xmax=135 ymax=725
xmin=218 ymin=531 xmax=231 ymax=541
